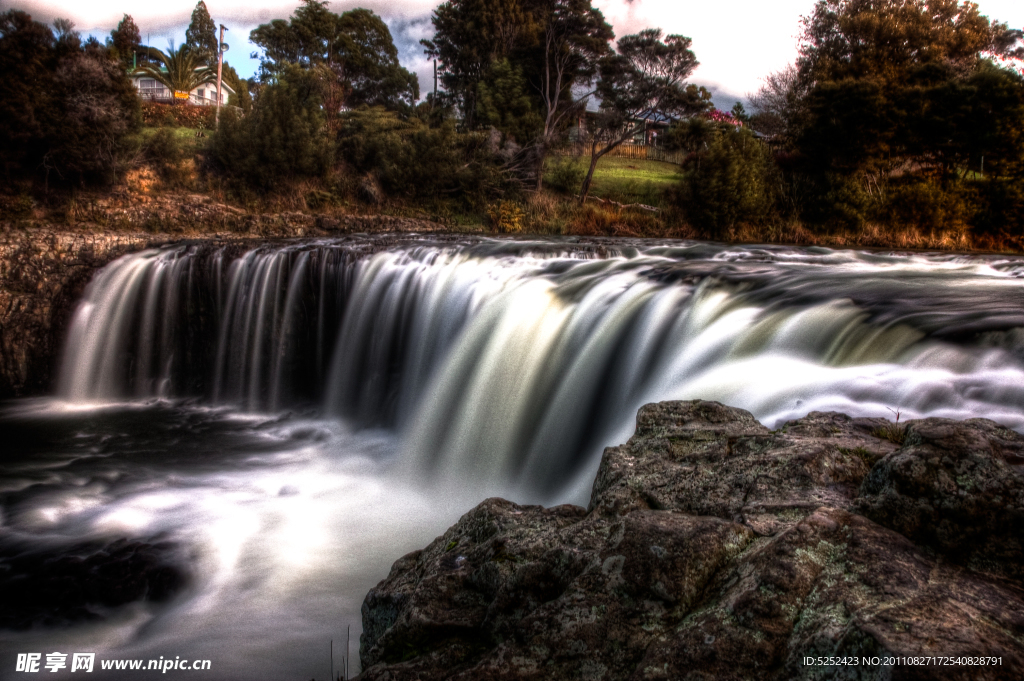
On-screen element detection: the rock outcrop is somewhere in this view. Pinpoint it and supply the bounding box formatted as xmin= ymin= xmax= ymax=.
xmin=358 ymin=401 xmax=1024 ymax=680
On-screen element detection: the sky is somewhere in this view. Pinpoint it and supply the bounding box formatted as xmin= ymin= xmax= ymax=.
xmin=5 ymin=0 xmax=1024 ymax=107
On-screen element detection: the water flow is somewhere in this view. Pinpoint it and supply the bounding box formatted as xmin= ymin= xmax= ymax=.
xmin=14 ymin=237 xmax=1024 ymax=679
xmin=57 ymin=238 xmax=1024 ymax=497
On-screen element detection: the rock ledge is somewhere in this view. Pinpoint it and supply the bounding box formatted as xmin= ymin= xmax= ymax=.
xmin=358 ymin=401 xmax=1024 ymax=680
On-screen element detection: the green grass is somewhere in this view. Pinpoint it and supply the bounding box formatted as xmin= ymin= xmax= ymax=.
xmin=544 ymin=156 xmax=683 ymax=206
xmin=137 ymin=125 xmax=211 ymax=153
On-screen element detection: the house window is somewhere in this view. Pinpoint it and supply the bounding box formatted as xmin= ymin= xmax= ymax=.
xmin=141 ymin=79 xmax=155 ymax=88
xmin=197 ymin=88 xmax=205 ymax=100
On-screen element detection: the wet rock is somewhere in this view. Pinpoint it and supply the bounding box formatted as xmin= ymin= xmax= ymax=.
xmin=357 ymin=400 xmax=1024 ymax=680
xmin=857 ymin=418 xmax=1024 ymax=580
xmin=0 ymin=537 xmax=190 ymax=629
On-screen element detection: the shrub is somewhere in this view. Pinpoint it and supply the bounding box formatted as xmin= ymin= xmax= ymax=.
xmin=336 ymin=107 xmax=507 ymax=207
xmin=141 ymin=102 xmax=215 ymax=130
xmin=794 ymin=172 xmax=872 ymax=232
xmin=0 ymin=11 xmax=141 ymax=188
xmin=968 ymin=179 xmax=1024 ymax=237
xmin=487 ymin=200 xmax=524 ymax=232
xmin=209 ymin=65 xmax=334 ymax=192
xmin=879 ymin=178 xmax=972 ymax=233
xmin=546 ymin=157 xmax=586 ymax=195
xmin=669 ymin=127 xmax=778 ymax=238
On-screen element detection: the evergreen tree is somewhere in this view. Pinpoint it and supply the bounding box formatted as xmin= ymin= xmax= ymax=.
xmin=185 ymin=1 xmax=218 ymax=66
xmin=109 ymin=13 xmax=141 ymax=70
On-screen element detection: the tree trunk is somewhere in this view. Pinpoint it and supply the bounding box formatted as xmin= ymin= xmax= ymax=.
xmin=578 ymin=143 xmax=603 ymax=205
xmin=535 ymin=135 xmax=556 ymax=192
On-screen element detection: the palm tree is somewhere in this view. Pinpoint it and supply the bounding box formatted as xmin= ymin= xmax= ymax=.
xmin=136 ymin=43 xmax=216 ymax=104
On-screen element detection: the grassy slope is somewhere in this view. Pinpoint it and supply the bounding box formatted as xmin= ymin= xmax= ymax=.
xmin=545 ymin=156 xmax=684 ymax=205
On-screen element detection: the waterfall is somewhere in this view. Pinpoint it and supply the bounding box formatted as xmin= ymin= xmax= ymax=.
xmin=57 ymin=238 xmax=1024 ymax=496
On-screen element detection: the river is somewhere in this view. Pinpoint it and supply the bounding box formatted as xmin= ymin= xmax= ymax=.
xmin=2 ymin=236 xmax=1024 ymax=679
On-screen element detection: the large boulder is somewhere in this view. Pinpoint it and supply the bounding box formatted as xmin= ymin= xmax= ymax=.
xmin=857 ymin=418 xmax=1024 ymax=580
xmin=357 ymin=401 xmax=1024 ymax=680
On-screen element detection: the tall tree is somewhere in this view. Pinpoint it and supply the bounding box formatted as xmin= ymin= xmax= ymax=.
xmin=185 ymin=1 xmax=218 ymax=66
xmin=578 ymin=29 xmax=709 ymax=203
xmin=109 ymin=13 xmax=141 ymax=70
xmin=423 ymin=0 xmax=542 ymax=128
xmin=794 ymin=0 xmax=1024 ymax=183
xmin=748 ymin=64 xmax=804 ymax=139
xmin=532 ymin=0 xmax=613 ymax=188
xmin=250 ymin=0 xmax=418 ymax=109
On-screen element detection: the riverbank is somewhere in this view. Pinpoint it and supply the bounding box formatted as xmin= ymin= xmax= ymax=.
xmin=357 ymin=400 xmax=1024 ymax=680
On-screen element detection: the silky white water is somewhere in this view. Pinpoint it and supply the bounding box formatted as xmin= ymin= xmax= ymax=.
xmin=3 ymin=236 xmax=1024 ymax=679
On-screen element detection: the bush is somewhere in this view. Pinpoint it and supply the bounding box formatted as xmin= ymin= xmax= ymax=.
xmin=209 ymin=65 xmax=334 ymax=192
xmin=669 ymin=127 xmax=778 ymax=237
xmin=879 ymin=178 xmax=972 ymax=233
xmin=0 ymin=11 xmax=141 ymax=188
xmin=141 ymin=102 xmax=215 ymax=130
xmin=141 ymin=128 xmax=193 ymax=185
xmin=793 ymin=172 xmax=872 ymax=232
xmin=968 ymin=179 xmax=1024 ymax=237
xmin=487 ymin=200 xmax=525 ymax=232
xmin=336 ymin=107 xmax=506 ymax=207
xmin=546 ymin=157 xmax=586 ymax=195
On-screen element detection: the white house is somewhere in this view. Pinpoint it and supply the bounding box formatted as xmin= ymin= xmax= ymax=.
xmin=130 ymin=72 xmax=235 ymax=107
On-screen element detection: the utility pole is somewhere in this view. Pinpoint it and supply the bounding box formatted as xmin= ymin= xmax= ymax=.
xmin=215 ymin=24 xmax=228 ymax=125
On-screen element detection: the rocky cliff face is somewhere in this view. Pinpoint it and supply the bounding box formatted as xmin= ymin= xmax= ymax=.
xmin=0 ymin=230 xmax=168 ymax=397
xmin=358 ymin=401 xmax=1024 ymax=680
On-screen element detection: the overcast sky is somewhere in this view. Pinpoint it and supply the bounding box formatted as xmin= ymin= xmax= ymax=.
xmin=5 ymin=0 xmax=1023 ymax=107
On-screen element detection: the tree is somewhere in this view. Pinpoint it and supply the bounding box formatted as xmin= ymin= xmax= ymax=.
xmin=748 ymin=64 xmax=803 ymax=139
xmin=220 ymin=63 xmax=253 ymax=112
xmin=185 ymin=1 xmax=218 ymax=67
xmin=797 ymin=0 xmax=1021 ymax=86
xmin=0 ymin=10 xmax=139 ymax=188
xmin=250 ymin=1 xmax=417 ymax=110
xmin=422 ymin=0 xmax=541 ymax=128
xmin=476 ymin=58 xmax=543 ymax=144
xmin=136 ymin=43 xmax=216 ymax=104
xmin=670 ymin=126 xmax=778 ymax=237
xmin=0 ymin=10 xmax=56 ymax=182
xmin=578 ymin=29 xmax=709 ymax=203
xmin=794 ymin=0 xmax=1024 ymax=186
xmin=532 ymin=0 xmax=613 ymax=188
xmin=109 ymin=13 xmax=141 ymax=70
xmin=422 ymin=0 xmax=613 ymax=180
xmin=211 ymin=64 xmax=333 ymax=191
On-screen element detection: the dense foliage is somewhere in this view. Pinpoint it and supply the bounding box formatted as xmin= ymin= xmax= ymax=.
xmin=210 ymin=66 xmax=333 ymax=192
xmin=250 ymin=0 xmax=418 ymax=110
xmin=185 ymin=1 xmax=218 ymax=67
xmin=670 ymin=126 xmax=778 ymax=237
xmin=0 ymin=10 xmax=140 ymax=189
xmin=744 ymin=0 xmax=1024 ymax=235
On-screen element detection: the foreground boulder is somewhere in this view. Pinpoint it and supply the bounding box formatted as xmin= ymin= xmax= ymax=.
xmin=357 ymin=401 xmax=1024 ymax=680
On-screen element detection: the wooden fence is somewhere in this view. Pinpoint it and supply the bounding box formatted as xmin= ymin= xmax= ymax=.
xmin=556 ymin=142 xmax=687 ymax=166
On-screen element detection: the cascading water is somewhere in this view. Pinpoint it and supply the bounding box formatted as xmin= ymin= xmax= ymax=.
xmin=5 ymin=235 xmax=1024 ymax=679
